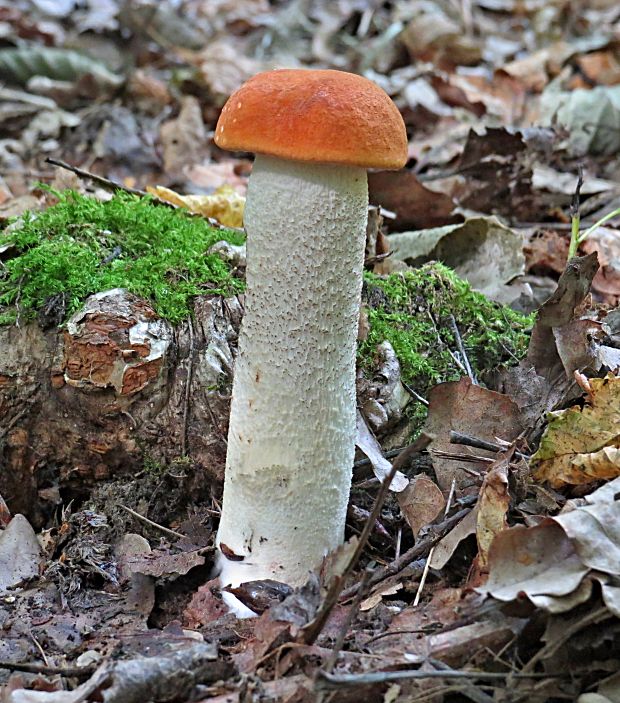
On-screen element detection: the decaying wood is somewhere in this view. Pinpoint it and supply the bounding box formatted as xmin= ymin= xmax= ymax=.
xmin=0 ymin=289 xmax=242 ymax=525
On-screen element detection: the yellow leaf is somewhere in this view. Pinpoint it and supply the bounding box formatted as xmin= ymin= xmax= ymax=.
xmin=476 ymin=462 xmax=510 ymax=568
xmin=147 ymin=184 xmax=245 ymax=228
xmin=532 ymin=375 xmax=620 ymax=487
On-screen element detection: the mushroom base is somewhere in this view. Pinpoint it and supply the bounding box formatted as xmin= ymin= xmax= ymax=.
xmin=216 ymin=155 xmax=368 ymax=616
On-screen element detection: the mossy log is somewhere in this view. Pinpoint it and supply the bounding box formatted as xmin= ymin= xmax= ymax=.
xmin=0 ymin=289 xmax=240 ymax=526
xmin=0 ymin=266 xmax=532 ymax=529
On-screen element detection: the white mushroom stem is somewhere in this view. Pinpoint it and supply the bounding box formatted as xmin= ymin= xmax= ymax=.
xmin=216 ymin=155 xmax=368 ymax=615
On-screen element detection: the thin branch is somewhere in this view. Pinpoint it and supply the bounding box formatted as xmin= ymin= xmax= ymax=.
xmin=413 ymin=478 xmax=456 ymax=606
xmin=0 ymin=660 xmax=95 ymax=677
xmin=402 ymin=380 xmax=429 ymax=406
xmin=353 ymin=445 xmax=408 ymax=470
xmin=117 ymin=503 xmax=183 ymax=539
xmin=522 ymin=606 xmax=610 ymax=674
xmin=45 ymin=157 xmax=148 ymax=197
xmin=0 ymin=406 xmax=30 ymax=440
xmin=431 ymin=449 xmax=494 ymax=464
xmin=449 ymin=315 xmax=477 ymax=384
xmin=427 ymin=659 xmax=500 ymax=703
xmin=339 ymin=504 xmax=472 ymax=601
xmin=316 ymin=668 xmax=565 ymax=690
xmin=449 ymin=431 xmax=529 ymax=460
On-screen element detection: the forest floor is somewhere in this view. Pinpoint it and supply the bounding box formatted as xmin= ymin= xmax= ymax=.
xmin=1 ymin=1 xmax=620 ymax=701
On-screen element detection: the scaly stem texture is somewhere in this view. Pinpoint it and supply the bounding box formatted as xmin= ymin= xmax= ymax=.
xmin=217 ymin=155 xmax=368 ymax=593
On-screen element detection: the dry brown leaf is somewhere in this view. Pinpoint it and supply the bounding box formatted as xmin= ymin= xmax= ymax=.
xmin=482 ymin=477 xmax=620 ymax=615
xmin=430 ymin=507 xmax=477 ymax=570
xmin=186 ymin=161 xmax=249 ymax=193
xmin=0 ymin=194 xmax=44 ymax=219
xmin=127 ymin=69 xmax=171 ymax=112
xmin=397 ymin=475 xmax=445 ymax=537
xmin=320 ymin=537 xmax=358 ymax=591
xmin=482 ymin=521 xmax=589 ymax=602
xmin=525 ymin=252 xmax=600 ymax=378
xmin=555 ymin=478 xmax=620 ymax=577
xmin=125 ymin=549 xmax=205 ymax=578
xmin=368 ymin=170 xmax=458 ymax=231
xmin=159 ymin=96 xmax=207 ymax=176
xmin=386 ymin=216 xmax=526 ymax=302
xmin=408 ymin=120 xmax=470 ymax=170
xmin=188 ymin=39 xmax=265 ymax=105
xmin=576 ymin=50 xmax=620 ymax=86
xmin=497 ymin=45 xmax=561 ymax=92
xmin=524 ymin=229 xmax=571 ymax=276
xmin=447 ymin=72 xmax=527 ymax=123
xmin=424 ymin=378 xmax=523 ymax=493
xmin=197 ymin=0 xmax=270 ymax=32
xmin=360 ymin=582 xmax=402 ymax=611
xmin=476 ymin=461 xmax=510 ymax=569
xmin=401 ymin=11 xmax=482 ymax=66
xmin=582 ymin=226 xmax=620 ymax=305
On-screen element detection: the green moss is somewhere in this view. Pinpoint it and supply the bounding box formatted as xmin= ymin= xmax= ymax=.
xmin=0 ymin=190 xmax=245 ymax=325
xmin=142 ymin=454 xmax=166 ymax=476
xmin=360 ymin=264 xmax=533 ymax=396
xmin=1 ymin=193 xmax=530 ymax=409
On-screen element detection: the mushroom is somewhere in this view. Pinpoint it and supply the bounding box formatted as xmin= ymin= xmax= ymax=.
xmin=214 ymin=69 xmax=407 ymax=616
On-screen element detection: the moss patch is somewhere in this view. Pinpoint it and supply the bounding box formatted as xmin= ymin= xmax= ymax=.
xmin=360 ymin=264 xmax=533 ymax=399
xmin=1 ymin=192 xmax=531 ymax=406
xmin=0 ymin=190 xmax=244 ymax=325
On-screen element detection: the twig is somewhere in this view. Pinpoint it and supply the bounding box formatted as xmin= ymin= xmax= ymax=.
xmin=316 ymin=668 xmax=565 ymax=689
xmin=29 ymin=632 xmax=49 ymax=667
xmin=353 ymin=445 xmax=407 ymax=470
xmin=522 ymin=606 xmax=610 ymax=674
xmin=427 ymin=310 xmax=458 ymax=368
xmin=117 ymin=503 xmax=183 ymax=539
xmin=431 ymin=449 xmax=494 ymax=464
xmin=339 ymin=504 xmax=471 ymax=601
xmin=402 ymin=380 xmax=429 ymax=406
xmin=0 ymin=406 xmax=29 ymax=440
xmin=449 ymin=315 xmax=477 ymax=384
xmin=413 ymin=478 xmax=456 ymax=606
xmin=45 ymin=157 xmax=148 ymax=198
xmin=428 ymin=659 xmax=498 ymax=703
xmin=426 ymin=309 xmax=478 ymax=382
xmin=0 ymin=660 xmax=95 ymax=677
xmin=364 ymin=627 xmax=435 ymax=647
xmin=45 ymin=157 xmax=234 ymax=231
xmin=300 ymin=434 xmax=433 ymax=645
xmin=365 ymin=251 xmax=392 ymax=266
xmin=449 ymin=431 xmax=529 ymax=460
xmin=99 ymin=245 xmax=122 ymax=267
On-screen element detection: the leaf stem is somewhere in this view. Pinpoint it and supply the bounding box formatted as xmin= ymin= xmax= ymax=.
xmin=578 ymin=206 xmax=620 ymax=244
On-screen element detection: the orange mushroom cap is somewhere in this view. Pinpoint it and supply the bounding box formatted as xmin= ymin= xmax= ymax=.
xmin=214 ymin=69 xmax=408 ymax=170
